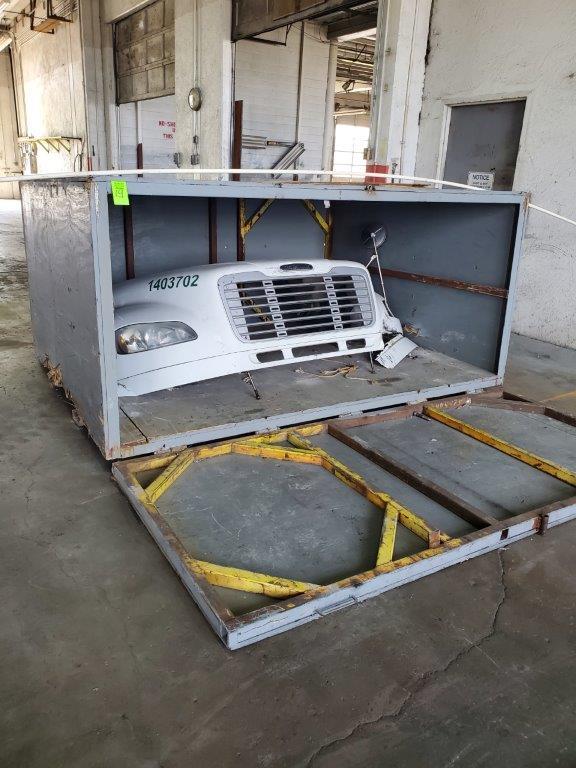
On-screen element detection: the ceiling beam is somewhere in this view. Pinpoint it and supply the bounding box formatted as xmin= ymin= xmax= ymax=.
xmin=326 ymin=10 xmax=378 ymax=40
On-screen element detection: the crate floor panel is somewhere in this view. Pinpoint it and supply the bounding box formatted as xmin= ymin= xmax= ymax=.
xmin=350 ymin=417 xmax=574 ymax=520
xmin=119 ymin=347 xmax=492 ymax=447
xmin=442 ymin=404 xmax=576 ymax=470
xmin=157 ymin=452 xmax=419 ymax=586
xmin=113 ymin=398 xmax=576 ymax=647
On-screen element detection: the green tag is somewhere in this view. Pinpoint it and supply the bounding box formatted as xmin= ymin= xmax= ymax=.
xmin=111 ymin=180 xmax=129 ymax=206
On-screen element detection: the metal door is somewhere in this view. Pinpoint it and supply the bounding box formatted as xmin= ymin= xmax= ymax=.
xmin=443 ymin=100 xmax=526 ymax=191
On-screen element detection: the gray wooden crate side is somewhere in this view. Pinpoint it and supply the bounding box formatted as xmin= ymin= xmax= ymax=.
xmin=21 ymin=182 xmax=108 ymax=452
xmin=331 ymin=200 xmax=519 ymax=373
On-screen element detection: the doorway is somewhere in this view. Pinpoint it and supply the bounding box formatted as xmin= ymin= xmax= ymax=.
xmin=332 ymin=32 xmax=375 ymax=180
xmin=114 ymin=0 xmax=177 ymax=170
xmin=0 ymin=48 xmax=20 ymax=198
xmin=443 ymin=99 xmax=526 ymax=190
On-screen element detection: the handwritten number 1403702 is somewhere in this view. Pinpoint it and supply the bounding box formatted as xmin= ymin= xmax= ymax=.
xmin=148 ymin=275 xmax=199 ymax=291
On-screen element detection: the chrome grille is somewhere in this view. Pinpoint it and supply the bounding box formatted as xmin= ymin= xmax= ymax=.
xmin=220 ymin=271 xmax=374 ymax=342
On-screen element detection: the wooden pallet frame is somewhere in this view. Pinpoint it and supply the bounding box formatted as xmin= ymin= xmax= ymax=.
xmin=112 ymin=393 xmax=576 ymax=649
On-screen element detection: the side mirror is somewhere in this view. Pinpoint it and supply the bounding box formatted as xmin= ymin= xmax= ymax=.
xmin=361 ymin=224 xmax=387 ymax=252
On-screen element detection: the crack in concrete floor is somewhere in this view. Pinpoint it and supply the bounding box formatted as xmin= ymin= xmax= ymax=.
xmin=305 ymin=549 xmax=508 ymax=767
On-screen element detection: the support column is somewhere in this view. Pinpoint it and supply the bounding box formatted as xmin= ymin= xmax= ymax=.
xmin=368 ymin=0 xmax=432 ymax=179
xmin=321 ymin=41 xmax=338 ymax=172
xmin=79 ymin=0 xmax=107 ymax=171
xmin=175 ymin=0 xmax=232 ymax=172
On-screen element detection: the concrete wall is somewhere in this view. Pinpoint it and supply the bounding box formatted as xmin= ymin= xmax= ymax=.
xmin=10 ymin=10 xmax=87 ymax=174
xmin=416 ymin=0 xmax=576 ymax=348
xmin=100 ymin=0 xmax=232 ymax=170
xmin=0 ymin=50 xmax=20 ymax=198
xmin=235 ymin=22 xmax=331 ymax=171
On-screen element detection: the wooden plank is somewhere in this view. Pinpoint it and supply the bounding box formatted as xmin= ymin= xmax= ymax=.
xmin=370 ymin=265 xmax=508 ymax=299
xmin=328 ymin=423 xmax=498 ymax=528
xmin=501 ymin=392 xmax=576 ymax=429
xmin=231 ymin=100 xmax=243 ymax=180
xmin=208 ymin=198 xmax=218 ymax=263
xmin=122 ymin=205 xmax=135 ymax=279
xmin=333 ymin=393 xmax=476 ymax=431
xmin=334 ymin=403 xmax=426 ymax=430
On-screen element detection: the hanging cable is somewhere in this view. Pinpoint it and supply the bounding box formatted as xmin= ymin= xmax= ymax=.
xmin=366 ymin=232 xmax=393 ymax=316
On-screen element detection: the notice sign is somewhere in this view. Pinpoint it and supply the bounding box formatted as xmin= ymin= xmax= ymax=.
xmin=467 ymin=171 xmax=495 ymax=190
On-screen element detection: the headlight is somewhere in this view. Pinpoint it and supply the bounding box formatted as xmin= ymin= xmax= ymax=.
xmin=116 ymin=322 xmax=197 ymax=354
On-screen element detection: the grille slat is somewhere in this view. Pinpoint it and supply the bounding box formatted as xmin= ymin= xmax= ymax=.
xmin=224 ymin=287 xmax=367 ymax=301
xmin=228 ymin=300 xmax=371 ymax=317
xmin=223 ymin=276 xmax=365 ymax=291
xmin=220 ymin=270 xmax=374 ymax=342
xmin=241 ymin=319 xmax=370 ymax=338
xmin=238 ymin=311 xmax=367 ymax=328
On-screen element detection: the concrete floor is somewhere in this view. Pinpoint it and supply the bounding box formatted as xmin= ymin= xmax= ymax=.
xmin=2 ymin=199 xmax=576 ymax=767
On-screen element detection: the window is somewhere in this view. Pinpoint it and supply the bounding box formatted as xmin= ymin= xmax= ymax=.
xmin=332 ymin=122 xmax=369 ymax=181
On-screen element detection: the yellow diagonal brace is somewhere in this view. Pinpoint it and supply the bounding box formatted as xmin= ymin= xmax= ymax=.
xmin=145 ymin=443 xmax=232 ymax=503
xmin=301 ymin=199 xmax=329 ymax=234
xmin=233 ymin=442 xmax=322 ymax=464
xmin=241 ymin=198 xmax=274 ymax=236
xmin=186 ymin=557 xmax=317 ymax=597
xmin=381 ymin=497 xmax=446 ymax=548
xmin=424 ymin=406 xmax=576 ymax=488
xmin=377 ymin=505 xmax=398 ymax=565
xmin=287 ymin=433 xmax=444 ymax=548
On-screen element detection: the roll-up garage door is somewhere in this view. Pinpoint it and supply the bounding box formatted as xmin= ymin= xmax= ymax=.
xmin=115 ymin=0 xmax=174 ymax=104
xmin=114 ymin=0 xmax=176 ymax=169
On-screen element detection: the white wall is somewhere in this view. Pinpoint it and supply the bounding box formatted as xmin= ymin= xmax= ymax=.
xmin=416 ymin=0 xmax=576 ymax=349
xmin=235 ymin=22 xmax=330 ymax=170
xmin=0 ymin=50 xmax=20 ymax=198
xmin=118 ymin=95 xmax=177 ymax=168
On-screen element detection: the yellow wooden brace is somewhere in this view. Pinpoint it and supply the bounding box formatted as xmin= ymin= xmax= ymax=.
xmin=377 ymin=504 xmax=398 ymax=565
xmin=145 ymin=443 xmax=232 ymax=503
xmin=186 ymin=557 xmax=318 ymax=597
xmin=140 ymin=422 xmax=449 ymax=598
xmin=145 ymin=425 xmax=325 ymax=503
xmin=424 ymin=406 xmax=576 ymax=488
xmin=233 ymin=442 xmax=322 ymax=463
xmin=241 ymin=198 xmax=275 ymax=236
xmin=243 ymin=424 xmax=325 ymax=445
xmin=301 ymin=199 xmax=330 ymax=234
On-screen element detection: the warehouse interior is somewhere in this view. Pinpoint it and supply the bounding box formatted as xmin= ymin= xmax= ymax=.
xmin=1 ymin=1 xmax=576 ymax=765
